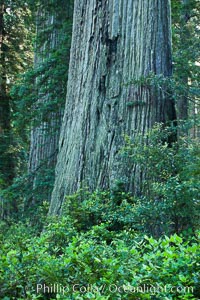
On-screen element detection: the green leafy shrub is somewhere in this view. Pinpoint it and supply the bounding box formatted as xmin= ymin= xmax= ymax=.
xmin=123 ymin=124 xmax=200 ymax=236
xmin=63 ymin=188 xmax=136 ymax=233
xmin=0 ymin=219 xmax=199 ymax=299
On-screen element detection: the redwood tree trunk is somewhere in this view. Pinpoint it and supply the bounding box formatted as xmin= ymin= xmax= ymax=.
xmin=49 ymin=0 xmax=176 ymax=215
xmin=28 ymin=11 xmax=62 ymax=202
xmin=28 ymin=1 xmax=73 ymax=204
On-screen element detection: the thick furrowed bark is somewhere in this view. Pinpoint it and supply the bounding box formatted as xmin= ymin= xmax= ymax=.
xmin=49 ymin=0 xmax=176 ymax=215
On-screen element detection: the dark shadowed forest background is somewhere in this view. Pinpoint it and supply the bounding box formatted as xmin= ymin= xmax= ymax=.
xmin=0 ymin=0 xmax=200 ymax=299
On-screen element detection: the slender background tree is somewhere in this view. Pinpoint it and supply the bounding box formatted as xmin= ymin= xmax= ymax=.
xmin=172 ymin=0 xmax=200 ymax=136
xmin=27 ymin=0 xmax=73 ymax=207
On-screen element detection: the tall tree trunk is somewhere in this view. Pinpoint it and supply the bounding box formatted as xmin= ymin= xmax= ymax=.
xmin=49 ymin=0 xmax=176 ymax=215
xmin=27 ymin=1 xmax=73 ymax=205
